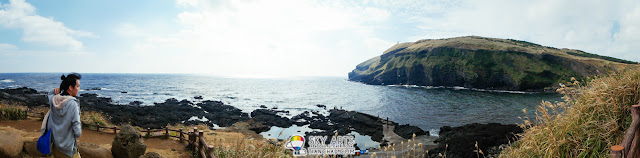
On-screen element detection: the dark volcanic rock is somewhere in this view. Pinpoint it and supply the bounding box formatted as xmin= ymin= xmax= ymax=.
xmin=78 ymin=93 xmax=249 ymax=129
xmin=246 ymin=119 xmax=270 ymax=134
xmin=327 ymin=109 xmax=385 ymax=141
xmin=129 ymin=101 xmax=143 ymax=106
xmin=198 ymin=100 xmax=249 ymax=127
xmin=395 ymin=124 xmax=429 ymax=139
xmin=85 ymin=87 xmax=102 ymax=91
xmin=0 ymin=87 xmax=49 ymax=107
xmin=427 ymin=123 xmax=523 ymax=158
xmin=295 ymin=109 xmax=428 ymax=143
xmin=250 ymin=109 xmax=293 ymax=128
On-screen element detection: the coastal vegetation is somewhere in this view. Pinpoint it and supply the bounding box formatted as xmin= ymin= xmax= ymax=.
xmin=0 ymin=101 xmax=26 ymax=120
xmin=500 ymin=66 xmax=640 ymax=157
xmin=81 ymin=111 xmax=113 ymax=127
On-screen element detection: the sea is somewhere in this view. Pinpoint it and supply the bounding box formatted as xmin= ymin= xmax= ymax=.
xmin=0 ymin=73 xmax=561 ymax=148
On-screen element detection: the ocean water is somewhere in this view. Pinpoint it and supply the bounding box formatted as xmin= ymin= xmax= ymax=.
xmin=0 ymin=73 xmax=561 ymax=134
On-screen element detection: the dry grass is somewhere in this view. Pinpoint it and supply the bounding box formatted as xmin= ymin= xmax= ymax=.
xmin=500 ymin=67 xmax=640 ymax=157
xmin=370 ymin=133 xmax=429 ymax=158
xmin=0 ymin=101 xmax=27 ymax=120
xmin=81 ymin=110 xmax=113 ymax=127
xmin=169 ymin=122 xmax=292 ymax=158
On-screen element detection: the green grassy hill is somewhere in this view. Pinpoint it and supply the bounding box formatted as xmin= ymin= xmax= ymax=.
xmin=348 ymin=36 xmax=638 ymax=92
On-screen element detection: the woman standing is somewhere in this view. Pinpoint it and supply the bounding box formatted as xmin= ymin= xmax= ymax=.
xmin=44 ymin=73 xmax=82 ymax=158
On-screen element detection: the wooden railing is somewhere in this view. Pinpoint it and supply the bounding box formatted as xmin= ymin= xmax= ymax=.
xmin=23 ymin=109 xmax=217 ymax=158
xmin=611 ymin=103 xmax=640 ymax=158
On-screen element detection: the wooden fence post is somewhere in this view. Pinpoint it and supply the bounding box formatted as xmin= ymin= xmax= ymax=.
xmin=188 ymin=131 xmax=193 ymax=150
xmin=630 ymin=104 xmax=640 ymax=158
xmin=166 ymin=126 xmax=169 ymax=138
xmin=95 ymin=123 xmax=100 ymax=132
xmin=191 ymin=127 xmax=198 ymax=151
xmin=147 ymin=128 xmax=151 ymax=138
xmin=611 ymin=145 xmax=624 ymax=158
xmin=207 ymin=145 xmax=215 ymax=158
xmin=199 ymin=130 xmax=204 ymax=158
xmin=114 ymin=127 xmax=117 ymax=134
xmin=617 ymin=104 xmax=640 ymax=158
xmin=179 ymin=129 xmax=184 ymax=143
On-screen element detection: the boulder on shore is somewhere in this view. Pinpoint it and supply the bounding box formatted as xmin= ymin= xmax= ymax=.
xmin=112 ymin=125 xmax=146 ymax=158
xmin=0 ymin=129 xmax=24 ymax=158
xmin=79 ymin=142 xmax=113 ymax=158
xmin=23 ymin=138 xmax=42 ymax=157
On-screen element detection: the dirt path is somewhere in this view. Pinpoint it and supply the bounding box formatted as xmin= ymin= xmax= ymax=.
xmin=382 ymin=124 xmax=406 ymax=145
xmin=0 ymin=119 xmax=190 ymax=158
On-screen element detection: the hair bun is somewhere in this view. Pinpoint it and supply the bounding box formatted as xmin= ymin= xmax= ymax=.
xmin=61 ymin=75 xmax=66 ymax=80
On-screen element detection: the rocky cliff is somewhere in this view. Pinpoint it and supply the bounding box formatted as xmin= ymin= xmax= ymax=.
xmin=349 ymin=36 xmax=638 ymax=92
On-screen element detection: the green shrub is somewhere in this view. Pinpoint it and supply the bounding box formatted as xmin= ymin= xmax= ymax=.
xmin=0 ymin=102 xmax=27 ymax=120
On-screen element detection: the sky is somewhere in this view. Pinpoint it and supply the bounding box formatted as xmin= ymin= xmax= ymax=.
xmin=0 ymin=0 xmax=639 ymax=78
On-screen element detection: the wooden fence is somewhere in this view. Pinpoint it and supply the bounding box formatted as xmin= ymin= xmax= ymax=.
xmin=611 ymin=103 xmax=640 ymax=158
xmin=23 ymin=110 xmax=217 ymax=158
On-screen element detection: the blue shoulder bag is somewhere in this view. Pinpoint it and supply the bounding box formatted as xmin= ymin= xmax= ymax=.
xmin=37 ymin=111 xmax=52 ymax=155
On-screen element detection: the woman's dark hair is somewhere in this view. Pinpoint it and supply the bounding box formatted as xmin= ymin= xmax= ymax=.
xmin=60 ymin=73 xmax=82 ymax=95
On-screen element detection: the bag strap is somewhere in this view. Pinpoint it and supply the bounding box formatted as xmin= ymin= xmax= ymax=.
xmin=43 ymin=110 xmax=51 ymax=133
xmin=45 ymin=110 xmax=50 ymax=130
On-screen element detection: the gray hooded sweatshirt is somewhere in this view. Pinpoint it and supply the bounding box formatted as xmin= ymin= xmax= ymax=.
xmin=43 ymin=90 xmax=82 ymax=157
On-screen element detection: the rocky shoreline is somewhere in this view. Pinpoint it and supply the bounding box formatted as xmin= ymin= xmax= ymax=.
xmin=1 ymin=87 xmax=524 ymax=156
xmin=426 ymin=123 xmax=523 ymax=158
xmin=0 ymin=87 xmax=428 ymax=139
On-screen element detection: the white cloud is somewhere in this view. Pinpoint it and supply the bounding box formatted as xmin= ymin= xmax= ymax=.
xmin=0 ymin=0 xmax=96 ymax=51
xmin=408 ymin=0 xmax=640 ymax=62
xmin=119 ymin=0 xmax=395 ymax=77
xmin=114 ymin=23 xmax=147 ymax=38
xmin=0 ymin=43 xmax=18 ymax=50
xmin=109 ymin=0 xmax=639 ymax=76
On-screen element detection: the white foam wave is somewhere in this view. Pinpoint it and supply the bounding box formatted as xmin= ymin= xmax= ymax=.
xmin=1 ymin=79 xmax=15 ymax=83
xmin=388 ymin=84 xmax=535 ymax=94
xmin=429 ymin=129 xmax=440 ymax=137
xmin=188 ymin=116 xmax=209 ymax=122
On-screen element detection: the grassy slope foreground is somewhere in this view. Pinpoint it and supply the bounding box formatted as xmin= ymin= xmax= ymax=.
xmin=500 ymin=66 xmax=640 ymax=157
xmin=349 ymin=36 xmax=638 ymax=91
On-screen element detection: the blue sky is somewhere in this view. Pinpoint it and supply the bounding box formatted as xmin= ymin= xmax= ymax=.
xmin=1 ymin=0 xmax=639 ymax=77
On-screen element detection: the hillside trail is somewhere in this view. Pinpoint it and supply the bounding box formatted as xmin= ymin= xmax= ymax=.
xmin=0 ymin=118 xmax=190 ymax=158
